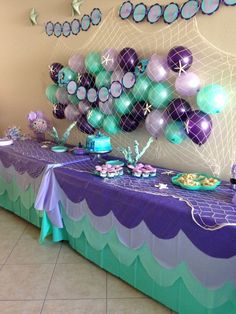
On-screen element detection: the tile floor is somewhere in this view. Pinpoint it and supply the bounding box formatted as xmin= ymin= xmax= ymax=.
xmin=0 ymin=208 xmax=174 ymax=314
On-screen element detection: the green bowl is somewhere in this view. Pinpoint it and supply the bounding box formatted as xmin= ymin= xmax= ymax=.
xmin=51 ymin=145 xmax=68 ymax=153
xmin=106 ymin=160 xmax=124 ymax=167
xmin=171 ymin=173 xmax=221 ymax=191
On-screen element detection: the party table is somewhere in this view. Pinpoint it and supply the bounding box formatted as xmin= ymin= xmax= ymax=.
xmin=36 ymin=159 xmax=236 ymax=314
xmin=1 ymin=140 xmax=236 ymax=314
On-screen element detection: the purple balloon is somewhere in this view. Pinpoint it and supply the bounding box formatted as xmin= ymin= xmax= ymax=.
xmin=146 ymin=54 xmax=169 ymax=82
xmin=185 ymin=110 xmax=212 ymax=146
xmin=52 ymin=104 xmax=67 ymax=119
xmin=111 ymin=68 xmax=124 ymax=84
xmin=167 ymin=46 xmax=193 ymax=73
xmin=167 ymin=98 xmax=192 ymax=122
xmin=130 ymin=102 xmax=146 ymax=122
xmin=68 ymin=54 xmax=85 ymax=73
xmin=64 ymin=104 xmax=80 ymax=121
xmin=175 ymin=72 xmax=200 ymax=96
xmin=77 ymin=115 xmax=95 ymax=135
xmin=78 ymin=100 xmax=91 ymax=115
xmin=145 ymin=109 xmax=168 ymax=138
xmin=118 ymin=48 xmax=139 ymax=72
xmin=49 ymin=63 xmax=64 ymax=83
xmin=120 ymin=114 xmax=139 ymax=132
xmin=56 ymin=87 xmax=69 ymax=105
xmin=80 ymin=73 xmax=95 ymax=89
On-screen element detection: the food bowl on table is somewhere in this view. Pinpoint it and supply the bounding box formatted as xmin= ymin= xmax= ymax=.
xmin=172 ymin=173 xmax=221 ymax=191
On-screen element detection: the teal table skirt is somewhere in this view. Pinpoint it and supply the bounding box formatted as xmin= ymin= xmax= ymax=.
xmin=0 ymin=176 xmax=235 ymax=314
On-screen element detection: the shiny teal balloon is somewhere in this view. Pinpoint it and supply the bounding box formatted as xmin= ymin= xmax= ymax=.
xmin=103 ymin=115 xmax=120 ymax=135
xmin=197 ymin=84 xmax=228 ymax=114
xmin=45 ymin=84 xmax=59 ymax=104
xmin=114 ymin=94 xmax=134 ymax=115
xmin=164 ymin=121 xmax=187 ymax=144
xmin=148 ymin=82 xmax=174 ymax=109
xmin=85 ymin=52 xmax=103 ymax=75
xmin=95 ymin=71 xmax=112 ymax=88
xmin=132 ymin=75 xmax=152 ymax=101
xmin=68 ymin=94 xmax=79 ymax=105
xmin=58 ymin=67 xmax=77 ymax=87
xmin=87 ymin=108 xmax=104 ymax=128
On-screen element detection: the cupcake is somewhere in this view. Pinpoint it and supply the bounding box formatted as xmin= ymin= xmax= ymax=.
xmin=118 ymin=166 xmax=124 ymax=176
xmin=149 ymin=167 xmax=157 ymax=177
xmin=133 ymin=168 xmax=142 ymax=177
xmin=108 ymin=170 xmax=115 ymax=178
xmin=142 ymin=169 xmax=150 ymax=178
xmin=100 ymin=170 xmax=107 ymax=178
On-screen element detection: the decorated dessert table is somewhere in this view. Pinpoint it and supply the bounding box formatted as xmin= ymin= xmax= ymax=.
xmin=0 ymin=140 xmax=236 ymax=314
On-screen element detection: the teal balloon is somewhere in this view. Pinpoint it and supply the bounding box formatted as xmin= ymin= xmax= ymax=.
xmin=87 ymin=108 xmax=104 ymax=128
xmin=58 ymin=67 xmax=77 ymax=87
xmin=85 ymin=52 xmax=103 ymax=75
xmin=164 ymin=121 xmax=187 ymax=144
xmin=45 ymin=84 xmax=59 ymax=104
xmin=148 ymin=83 xmax=173 ymax=109
xmin=197 ymin=84 xmax=228 ymax=114
xmin=103 ymin=115 xmax=120 ymax=135
xmin=132 ymin=75 xmax=152 ymax=101
xmin=95 ymin=71 xmax=112 ymax=88
xmin=68 ymin=94 xmax=79 ymax=105
xmin=114 ymin=94 xmax=134 ymax=115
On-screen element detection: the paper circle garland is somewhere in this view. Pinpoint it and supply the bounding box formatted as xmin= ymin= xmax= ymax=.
xmin=163 ymin=3 xmax=180 ymax=24
xmin=45 ymin=22 xmax=54 ymax=36
xmin=54 ymin=22 xmax=62 ymax=37
xmin=67 ymin=81 xmax=77 ymax=95
xmin=181 ymin=0 xmax=200 ymax=20
xmin=132 ymin=3 xmax=147 ymax=23
xmin=223 ymin=0 xmax=236 ymax=5
xmin=122 ymin=72 xmax=136 ymax=89
xmin=119 ymin=1 xmax=133 ymax=19
xmin=62 ymin=21 xmax=71 ymax=37
xmin=81 ymin=15 xmax=91 ymax=31
xmin=147 ymin=4 xmax=162 ymax=24
xmin=91 ymin=8 xmax=102 ymax=25
xmin=77 ymin=86 xmax=87 ymax=101
xmin=110 ymin=81 xmax=123 ymax=98
xmin=87 ymin=88 xmax=98 ymax=103
xmin=98 ymin=87 xmax=110 ymax=103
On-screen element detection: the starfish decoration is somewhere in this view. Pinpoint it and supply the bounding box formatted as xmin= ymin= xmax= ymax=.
xmin=174 ymin=60 xmax=188 ymax=76
xmin=29 ymin=8 xmax=38 ymax=25
xmin=102 ymin=54 xmax=113 ymax=66
xmin=48 ymin=65 xmax=55 ymax=74
xmin=161 ymin=170 xmax=175 ymax=176
xmin=185 ymin=120 xmax=190 ymax=134
xmin=143 ymin=103 xmax=152 ymax=116
xmin=77 ymin=73 xmax=82 ymax=84
xmin=155 ymin=183 xmax=168 ymax=190
xmin=71 ymin=0 xmax=84 ymax=16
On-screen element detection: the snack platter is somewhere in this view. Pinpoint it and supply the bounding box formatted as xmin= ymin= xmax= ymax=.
xmin=172 ymin=173 xmax=221 ymax=191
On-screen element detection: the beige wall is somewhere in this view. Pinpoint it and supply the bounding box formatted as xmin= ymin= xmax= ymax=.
xmin=0 ymin=0 xmax=235 ymax=179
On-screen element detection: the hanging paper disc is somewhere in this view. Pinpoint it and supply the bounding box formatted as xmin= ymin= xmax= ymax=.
xmin=201 ymin=0 xmax=221 ymax=15
xmin=67 ymin=81 xmax=78 ymax=95
xmin=62 ymin=21 xmax=71 ymax=37
xmin=163 ymin=3 xmax=180 ymax=24
xmin=122 ymin=72 xmax=136 ymax=89
xmin=81 ymin=15 xmax=91 ymax=31
xmin=77 ymin=86 xmax=87 ymax=100
xmin=223 ymin=0 xmax=236 ymax=5
xmin=147 ymin=4 xmax=162 ymax=24
xmin=71 ymin=19 xmax=80 ymax=35
xmin=54 ymin=22 xmax=62 ymax=37
xmin=132 ymin=3 xmax=147 ymax=23
xmin=181 ymin=0 xmax=200 ymax=20
xmin=87 ymin=88 xmax=98 ymax=103
xmin=45 ymin=21 xmax=54 ymax=36
xmin=119 ymin=1 xmax=133 ymax=19
xmin=110 ymin=81 xmax=123 ymax=98
xmin=91 ymin=8 xmax=102 ymax=25
xmin=98 ymin=87 xmax=110 ymax=103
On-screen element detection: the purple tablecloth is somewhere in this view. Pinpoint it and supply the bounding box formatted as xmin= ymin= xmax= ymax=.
xmin=0 ymin=140 xmax=90 ymax=178
xmin=52 ymin=162 xmax=236 ymax=258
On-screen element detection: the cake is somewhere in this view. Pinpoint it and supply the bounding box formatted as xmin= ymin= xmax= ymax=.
xmin=86 ymin=132 xmax=112 ymax=153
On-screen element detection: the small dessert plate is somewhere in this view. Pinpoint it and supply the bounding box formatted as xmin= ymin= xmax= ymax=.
xmin=0 ymin=138 xmax=13 ymax=146
xmin=51 ymin=145 xmax=68 ymax=153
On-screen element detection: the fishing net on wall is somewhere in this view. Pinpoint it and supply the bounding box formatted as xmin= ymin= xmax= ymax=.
xmin=45 ymin=8 xmax=236 ymax=179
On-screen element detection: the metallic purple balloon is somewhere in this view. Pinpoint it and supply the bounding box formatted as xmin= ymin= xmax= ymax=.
xmin=146 ymin=54 xmax=169 ymax=82
xmin=77 ymin=115 xmax=95 ymax=135
xmin=175 ymin=72 xmax=200 ymax=96
xmin=52 ymin=104 xmax=67 ymax=119
xmin=120 ymin=114 xmax=139 ymax=132
xmin=145 ymin=109 xmax=168 ymax=138
xmin=167 ymin=98 xmax=192 ymax=122
xmin=167 ymin=46 xmax=193 ymax=73
xmin=130 ymin=102 xmax=146 ymax=122
xmin=49 ymin=63 xmax=64 ymax=83
xmin=64 ymin=104 xmax=80 ymax=121
xmin=68 ymin=54 xmax=85 ymax=73
xmin=185 ymin=110 xmax=212 ymax=146
xmin=118 ymin=48 xmax=139 ymax=72
xmin=80 ymin=73 xmax=95 ymax=89
xmin=101 ymin=48 xmax=118 ymax=72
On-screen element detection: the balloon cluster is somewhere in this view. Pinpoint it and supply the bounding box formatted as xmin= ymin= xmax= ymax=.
xmin=46 ymin=46 xmax=228 ymax=146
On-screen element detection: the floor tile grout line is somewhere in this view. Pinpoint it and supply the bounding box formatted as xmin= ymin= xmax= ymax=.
xmin=40 ymin=243 xmax=62 ymax=314
xmin=3 ymin=224 xmax=28 ymax=266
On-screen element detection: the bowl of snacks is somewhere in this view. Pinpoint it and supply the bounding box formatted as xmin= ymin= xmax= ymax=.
xmin=95 ymin=164 xmax=124 ymax=178
xmin=172 ymin=173 xmax=221 ymax=191
xmin=127 ymin=163 xmax=157 ymax=178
